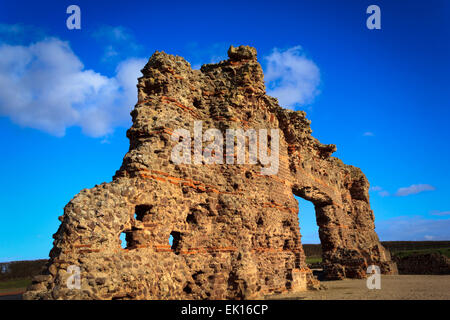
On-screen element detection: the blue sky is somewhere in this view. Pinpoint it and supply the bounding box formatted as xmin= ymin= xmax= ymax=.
xmin=0 ymin=0 xmax=449 ymax=261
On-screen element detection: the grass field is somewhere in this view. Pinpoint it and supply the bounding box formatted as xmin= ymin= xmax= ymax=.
xmin=0 ymin=278 xmax=31 ymax=296
xmin=305 ymin=256 xmax=322 ymax=264
xmin=0 ymin=278 xmax=31 ymax=290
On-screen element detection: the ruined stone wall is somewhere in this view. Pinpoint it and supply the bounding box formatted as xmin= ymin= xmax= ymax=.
xmin=24 ymin=45 xmax=396 ymax=300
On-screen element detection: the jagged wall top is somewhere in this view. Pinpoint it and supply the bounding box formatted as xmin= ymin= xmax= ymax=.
xmin=121 ymin=45 xmax=337 ymax=176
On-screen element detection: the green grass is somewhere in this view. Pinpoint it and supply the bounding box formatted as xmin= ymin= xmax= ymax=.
xmin=306 ymin=256 xmax=322 ymax=264
xmin=0 ymin=278 xmax=31 ymax=290
xmin=392 ymin=247 xmax=450 ymax=259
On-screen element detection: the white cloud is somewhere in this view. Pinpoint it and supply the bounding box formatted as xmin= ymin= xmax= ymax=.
xmin=395 ymin=184 xmax=436 ymax=197
xmin=0 ymin=37 xmax=145 ymax=137
xmin=370 ymin=186 xmax=382 ymax=191
xmin=363 ymin=131 xmax=375 ymax=136
xmin=376 ymin=216 xmax=450 ymax=241
xmin=264 ymin=46 xmax=320 ymax=109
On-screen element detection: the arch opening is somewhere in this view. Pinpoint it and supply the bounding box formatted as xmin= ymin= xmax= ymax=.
xmin=296 ymin=196 xmax=320 ymax=244
xmin=295 ymin=195 xmax=323 ymax=271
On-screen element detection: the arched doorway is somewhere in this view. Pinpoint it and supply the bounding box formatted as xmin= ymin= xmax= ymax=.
xmin=296 ymin=196 xmax=321 ymax=271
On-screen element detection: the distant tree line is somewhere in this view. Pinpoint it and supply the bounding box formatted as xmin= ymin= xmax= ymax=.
xmin=381 ymin=241 xmax=450 ymax=254
xmin=0 ymin=260 xmax=47 ymax=281
xmin=302 ymin=241 xmax=450 ymax=258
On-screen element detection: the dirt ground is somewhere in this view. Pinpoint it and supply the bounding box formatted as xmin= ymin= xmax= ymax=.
xmin=1 ymin=275 xmax=448 ymax=300
xmin=266 ymin=275 xmax=450 ymax=300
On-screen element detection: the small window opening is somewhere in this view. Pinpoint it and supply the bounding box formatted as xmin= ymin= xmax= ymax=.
xmin=283 ymin=239 xmax=290 ymax=250
xmin=170 ymin=231 xmax=182 ymax=254
xmin=135 ymin=204 xmax=153 ymax=222
xmin=282 ymin=220 xmax=292 ymax=227
xmin=186 ymin=213 xmax=197 ymax=224
xmin=120 ymin=232 xmax=127 ymax=249
xmin=193 ymin=98 xmax=201 ymax=109
xmin=256 ymin=217 xmax=264 ymax=226
xmin=183 ymin=283 xmax=193 ymax=294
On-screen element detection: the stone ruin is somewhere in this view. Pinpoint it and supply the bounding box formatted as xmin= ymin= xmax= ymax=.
xmin=24 ymin=45 xmax=397 ymax=300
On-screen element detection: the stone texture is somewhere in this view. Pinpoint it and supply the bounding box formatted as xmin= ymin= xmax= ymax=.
xmin=24 ymin=45 xmax=396 ymax=300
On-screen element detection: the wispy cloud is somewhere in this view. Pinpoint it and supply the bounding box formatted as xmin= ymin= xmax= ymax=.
xmin=395 ymin=184 xmax=436 ymax=197
xmin=264 ymin=46 xmax=320 ymax=109
xmin=430 ymin=210 xmax=450 ymax=216
xmin=0 ymin=26 xmax=146 ymax=137
xmin=371 ymin=184 xmax=436 ymax=197
xmin=0 ymin=23 xmax=46 ymax=45
xmin=92 ymin=25 xmax=143 ymax=63
xmin=93 ymin=25 xmax=133 ymax=42
xmin=378 ymin=191 xmax=390 ymax=197
xmin=376 ymin=216 xmax=450 ymax=241
xmin=369 ymin=186 xmax=390 ymax=197
xmin=363 ymin=131 xmax=375 ymax=137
